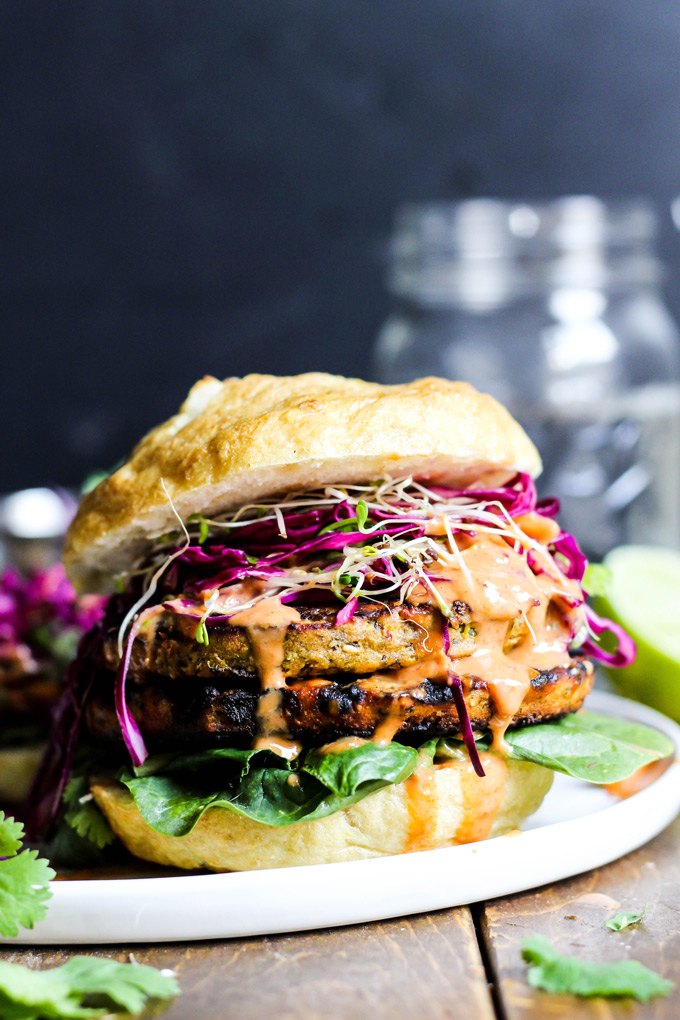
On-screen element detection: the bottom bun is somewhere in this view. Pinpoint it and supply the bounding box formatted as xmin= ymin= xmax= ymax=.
xmin=92 ymin=753 xmax=553 ymax=871
xmin=0 ymin=745 xmax=45 ymax=804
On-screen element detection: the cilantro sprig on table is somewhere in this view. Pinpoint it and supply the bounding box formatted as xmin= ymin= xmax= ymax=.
xmin=605 ymin=906 xmax=647 ymax=932
xmin=0 ymin=813 xmax=179 ymax=1018
xmin=522 ymin=934 xmax=673 ymax=1002
xmin=0 ymin=957 xmax=179 ymax=1020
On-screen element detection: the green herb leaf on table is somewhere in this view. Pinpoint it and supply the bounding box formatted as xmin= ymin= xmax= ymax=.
xmin=0 ymin=813 xmax=55 ymax=939
xmin=522 ymin=935 xmax=674 ymax=1001
xmin=0 ymin=955 xmax=179 ymax=1019
xmin=606 ymin=906 xmax=647 ymax=932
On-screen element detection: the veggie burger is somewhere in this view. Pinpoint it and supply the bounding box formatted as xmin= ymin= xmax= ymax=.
xmin=29 ymin=373 xmax=661 ymax=871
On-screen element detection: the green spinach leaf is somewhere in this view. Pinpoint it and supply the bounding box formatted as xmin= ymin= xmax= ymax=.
xmin=117 ymin=711 xmax=673 ymax=839
xmin=120 ymin=740 xmax=422 ymax=836
xmin=506 ymin=711 xmax=673 ymax=783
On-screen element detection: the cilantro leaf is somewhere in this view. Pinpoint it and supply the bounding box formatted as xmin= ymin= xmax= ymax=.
xmin=0 ymin=813 xmax=24 ymax=857
xmin=0 ymin=814 xmax=55 ymax=938
xmin=0 ymin=955 xmax=178 ymax=1019
xmin=522 ymin=935 xmax=673 ymax=1001
xmin=606 ymin=906 xmax=647 ymax=932
xmin=62 ymin=776 xmax=115 ymax=851
xmin=0 ymin=853 xmax=55 ymax=939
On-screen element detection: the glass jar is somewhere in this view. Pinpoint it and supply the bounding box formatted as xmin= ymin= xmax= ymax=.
xmin=374 ymin=197 xmax=680 ymax=559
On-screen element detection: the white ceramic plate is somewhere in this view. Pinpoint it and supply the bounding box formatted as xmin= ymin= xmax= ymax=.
xmin=6 ymin=690 xmax=680 ymax=945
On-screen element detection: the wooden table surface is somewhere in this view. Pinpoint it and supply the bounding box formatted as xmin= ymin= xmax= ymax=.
xmin=3 ymin=814 xmax=679 ymax=1020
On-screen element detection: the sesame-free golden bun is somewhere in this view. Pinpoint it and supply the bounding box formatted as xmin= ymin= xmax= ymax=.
xmin=65 ymin=373 xmax=541 ymax=593
xmin=91 ymin=757 xmax=552 ymax=872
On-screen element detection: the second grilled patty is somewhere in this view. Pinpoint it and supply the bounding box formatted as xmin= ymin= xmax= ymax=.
xmin=86 ymin=657 xmax=594 ymax=751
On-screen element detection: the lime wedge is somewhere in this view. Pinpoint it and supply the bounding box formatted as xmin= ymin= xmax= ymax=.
xmin=596 ymin=545 xmax=680 ymax=722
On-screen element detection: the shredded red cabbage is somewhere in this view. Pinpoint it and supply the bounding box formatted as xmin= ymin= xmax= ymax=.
xmin=191 ymin=565 xmax=285 ymax=592
xmin=536 ymin=496 xmax=560 ymax=518
xmin=548 ymin=532 xmax=588 ymax=583
xmin=426 ymin=472 xmax=537 ymax=518
xmin=278 ymin=589 xmax=337 ymax=606
xmin=441 ymin=626 xmax=485 ymax=776
xmin=580 ymin=606 xmax=637 ymax=668
xmin=261 ymin=523 xmax=425 ymax=567
xmin=114 ymin=608 xmax=156 ymax=766
xmin=336 ymin=597 xmax=358 ymax=625
xmin=178 ymin=545 xmax=252 ymax=567
xmin=447 ymin=669 xmax=486 ymax=777
xmin=23 ymin=624 xmax=102 ymax=840
xmin=0 ymin=564 xmax=104 ymax=658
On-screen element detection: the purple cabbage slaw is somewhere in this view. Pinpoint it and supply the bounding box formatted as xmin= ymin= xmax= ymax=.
xmin=104 ymin=474 xmax=635 ymax=772
xmin=581 ymin=606 xmax=637 ymax=668
xmin=23 ymin=624 xmax=103 ymax=841
xmin=0 ymin=564 xmax=104 ymax=663
xmin=426 ymin=473 xmax=538 ymax=517
xmin=145 ymin=473 xmax=542 ymax=611
xmin=0 ymin=564 xmax=105 ymax=840
xmin=114 ymin=607 xmax=157 ymax=766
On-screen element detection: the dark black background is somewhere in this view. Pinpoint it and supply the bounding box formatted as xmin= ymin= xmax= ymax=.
xmin=4 ymin=1 xmax=680 ymax=491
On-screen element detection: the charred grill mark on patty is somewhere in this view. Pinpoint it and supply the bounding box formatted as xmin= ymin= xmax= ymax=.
xmin=102 ymin=600 xmax=473 ymax=680
xmin=85 ymin=658 xmax=594 ymax=751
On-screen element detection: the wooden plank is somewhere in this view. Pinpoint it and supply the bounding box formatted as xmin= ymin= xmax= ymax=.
xmin=0 ymin=907 xmax=495 ymax=1020
xmin=480 ymin=814 xmax=680 ymax=1019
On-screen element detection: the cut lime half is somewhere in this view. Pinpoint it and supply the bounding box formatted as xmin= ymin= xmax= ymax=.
xmin=596 ymin=545 xmax=680 ymax=722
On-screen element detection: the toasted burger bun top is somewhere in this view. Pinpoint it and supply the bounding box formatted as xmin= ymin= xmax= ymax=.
xmin=64 ymin=373 xmax=541 ymax=592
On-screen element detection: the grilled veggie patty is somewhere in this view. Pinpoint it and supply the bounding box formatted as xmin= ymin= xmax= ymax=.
xmin=86 ymin=658 xmax=594 ymax=750
xmin=103 ymin=600 xmax=474 ymax=680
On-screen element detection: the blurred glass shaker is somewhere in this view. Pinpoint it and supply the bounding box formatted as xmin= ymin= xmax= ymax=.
xmin=0 ymin=487 xmax=76 ymax=572
xmin=374 ymin=197 xmax=680 ymax=559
